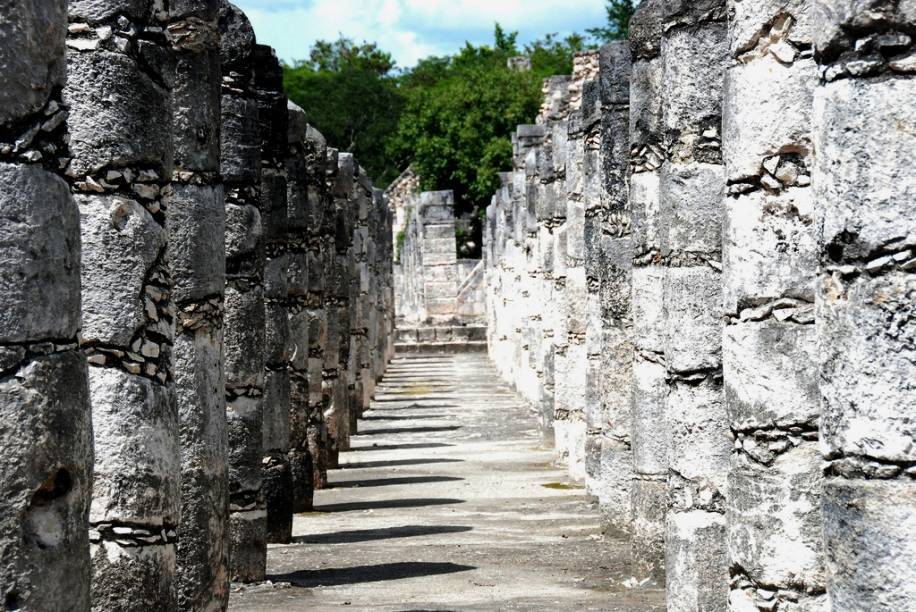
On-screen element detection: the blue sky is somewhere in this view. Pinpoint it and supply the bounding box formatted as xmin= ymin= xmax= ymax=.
xmin=234 ymin=0 xmax=608 ymax=68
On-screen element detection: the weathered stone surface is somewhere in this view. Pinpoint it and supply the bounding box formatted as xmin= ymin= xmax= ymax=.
xmin=169 ymin=183 xmax=226 ymax=303
xmin=78 ymin=195 xmax=167 ymax=346
xmin=664 ymin=266 xmax=722 ymax=374
xmin=0 ymin=352 xmax=92 ymax=612
xmin=814 ymin=77 xmax=916 ymax=260
xmin=89 ymin=367 xmax=179 ymax=523
xmin=666 ymin=511 xmax=728 ymax=612
xmin=818 ymin=271 xmax=915 ymax=462
xmin=0 ymin=164 xmax=82 ymax=343
xmin=65 ymin=50 xmax=172 ymax=177
xmin=728 ymin=443 xmax=824 ymax=590
xmin=822 ymin=479 xmax=916 ymax=611
xmin=0 ymin=1 xmax=67 ymax=126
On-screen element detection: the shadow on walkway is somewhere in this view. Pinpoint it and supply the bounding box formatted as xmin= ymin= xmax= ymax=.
xmin=361 ymin=414 xmax=449 ymax=421
xmin=316 ymin=498 xmax=465 ymax=513
xmin=292 ymin=525 xmax=473 ymax=545
xmin=347 ymin=442 xmax=455 ymax=452
xmin=342 ymin=457 xmax=463 ymax=469
xmin=357 ymin=425 xmax=462 ymax=436
xmin=271 ymin=562 xmax=475 ymax=588
xmin=332 ymin=475 xmax=464 ymax=488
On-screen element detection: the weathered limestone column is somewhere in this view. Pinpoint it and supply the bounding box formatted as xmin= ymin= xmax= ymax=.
xmin=536 ymin=77 xmax=570 ymax=470
xmin=586 ymin=44 xmax=633 ymax=530
xmin=286 ymin=108 xmax=317 ymax=513
xmin=254 ymin=44 xmax=293 ymax=546
xmin=556 ymin=58 xmax=597 ymax=481
xmin=219 ymin=2 xmax=266 ymax=582
xmin=326 ymin=153 xmax=354 ymax=475
xmin=168 ymin=0 xmax=230 ymax=608
xmin=659 ymin=3 xmax=730 ymax=609
xmin=812 ymin=2 xmax=916 ymax=609
xmin=350 ymin=169 xmax=374 ymax=434
xmin=0 ymin=3 xmax=93 ymax=609
xmin=627 ymin=0 xmax=668 ymax=579
xmin=722 ymin=2 xmax=826 ymax=609
xmin=66 ymin=0 xmax=180 ymax=607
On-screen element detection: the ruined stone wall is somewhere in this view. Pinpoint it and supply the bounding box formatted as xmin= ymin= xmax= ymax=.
xmin=0 ymin=1 xmax=396 ymax=608
xmin=484 ymin=1 xmax=915 ymax=609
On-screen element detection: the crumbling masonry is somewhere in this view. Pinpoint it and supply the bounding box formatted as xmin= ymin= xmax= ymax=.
xmin=0 ymin=1 xmax=394 ymax=609
xmin=484 ymin=0 xmax=914 ymax=610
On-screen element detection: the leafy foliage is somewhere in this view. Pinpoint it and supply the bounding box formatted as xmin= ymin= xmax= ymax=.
xmin=283 ymin=38 xmax=404 ymax=183
xmin=587 ymin=0 xmax=637 ymax=42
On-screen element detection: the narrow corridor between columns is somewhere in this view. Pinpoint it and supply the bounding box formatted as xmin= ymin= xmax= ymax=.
xmin=229 ymin=352 xmax=665 ymax=611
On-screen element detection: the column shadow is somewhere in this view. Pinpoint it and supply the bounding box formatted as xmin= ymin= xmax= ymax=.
xmin=270 ymin=561 xmax=475 ymax=588
xmin=292 ymin=524 xmax=472 ymax=544
xmin=316 ymin=498 xmax=465 ymax=513
xmin=341 ymin=457 xmax=463 ymax=469
xmin=332 ymin=475 xmax=464 ymax=488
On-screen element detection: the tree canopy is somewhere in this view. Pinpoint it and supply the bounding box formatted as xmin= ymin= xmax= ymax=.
xmin=282 ymin=5 xmax=631 ymax=255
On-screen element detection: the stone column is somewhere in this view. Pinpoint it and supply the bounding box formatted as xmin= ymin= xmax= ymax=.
xmin=66 ymin=0 xmax=180 ymax=607
xmin=254 ymin=44 xmax=293 ymax=546
xmin=586 ymin=44 xmax=633 ymax=531
xmin=287 ymin=108 xmax=317 ymax=513
xmin=722 ymin=2 xmax=826 ymax=609
xmin=558 ymin=103 xmax=588 ymax=482
xmin=537 ymin=77 xmax=570 ymax=473
xmin=812 ymin=2 xmax=916 ymax=609
xmin=627 ymin=0 xmax=667 ymax=579
xmin=168 ymin=0 xmax=230 ymax=608
xmin=659 ymin=3 xmax=730 ymax=610
xmin=218 ymin=2 xmax=266 ymax=582
xmin=326 ymin=152 xmax=354 ymax=476
xmin=0 ymin=3 xmax=93 ymax=609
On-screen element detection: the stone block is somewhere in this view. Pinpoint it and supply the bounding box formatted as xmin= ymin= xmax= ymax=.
xmin=661 ymin=23 xmax=728 ymax=139
xmin=224 ymin=203 xmax=263 ymax=263
xmin=823 ymin=478 xmax=916 ymax=611
xmin=632 ymin=357 xmax=668 ymax=475
xmin=0 ymin=0 xmax=66 ymax=125
xmin=667 ymin=378 xmax=729 ymax=505
xmin=78 ymin=195 xmax=166 ymax=346
xmin=0 ymin=351 xmax=92 ymax=611
xmin=722 ymin=189 xmax=817 ymax=313
xmin=169 ymin=183 xmax=226 ymax=304
xmin=66 ymin=51 xmax=172 ymax=176
xmin=819 ymin=271 xmax=915 ymax=462
xmin=173 ymin=48 xmax=221 ymax=172
xmin=0 ymin=164 xmax=81 ymax=343
xmin=660 ymin=162 xmax=724 ymax=256
xmin=814 ymin=78 xmax=916 ymax=259
xmin=729 ymin=441 xmax=824 ymax=589
xmin=665 ymin=510 xmax=729 ymax=612
xmin=630 ymin=477 xmax=666 ymax=579
xmin=228 ymin=510 xmax=266 ymax=582
xmin=224 ymin=285 xmax=266 ymax=388
xmin=90 ymin=544 xmax=177 ymax=611
xmin=89 ymin=367 xmax=179 ymax=524
xmin=724 ymin=320 xmax=818 ymax=431
xmin=664 ymin=266 xmax=722 ymax=373
xmin=220 ymin=95 xmax=261 ymax=185
xmin=631 ymin=265 xmax=665 ymax=353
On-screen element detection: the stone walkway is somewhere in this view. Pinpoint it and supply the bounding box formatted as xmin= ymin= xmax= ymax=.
xmin=229 ymin=352 xmax=665 ymax=611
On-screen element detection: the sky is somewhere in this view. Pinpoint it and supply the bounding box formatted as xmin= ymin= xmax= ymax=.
xmin=234 ymin=0 xmax=608 ymax=69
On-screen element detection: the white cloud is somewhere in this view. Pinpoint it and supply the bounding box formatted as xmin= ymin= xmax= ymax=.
xmin=235 ymin=0 xmax=606 ymax=67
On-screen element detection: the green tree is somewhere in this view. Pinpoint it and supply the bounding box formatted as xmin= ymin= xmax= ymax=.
xmin=587 ymin=0 xmax=637 ymax=42
xmin=283 ymin=37 xmax=404 ymax=183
